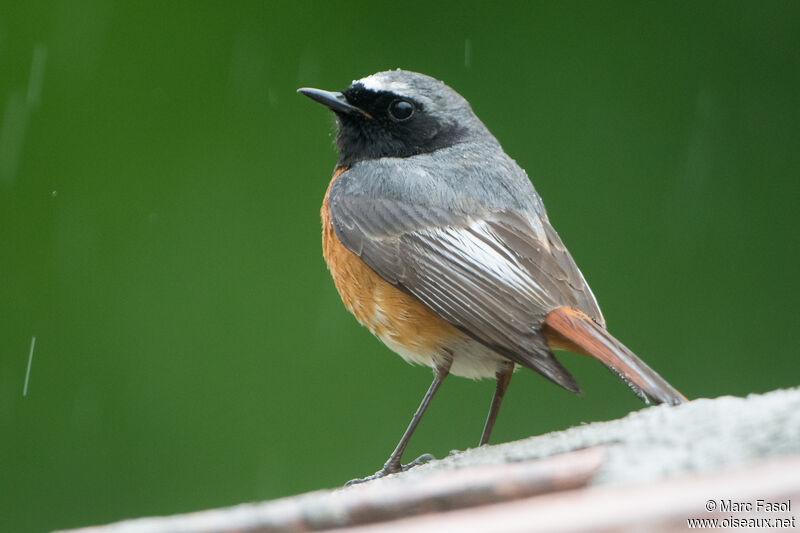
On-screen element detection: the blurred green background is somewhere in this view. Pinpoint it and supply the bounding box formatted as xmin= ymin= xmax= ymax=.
xmin=2 ymin=1 xmax=799 ymax=531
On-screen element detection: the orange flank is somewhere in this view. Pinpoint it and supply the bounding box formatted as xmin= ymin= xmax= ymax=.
xmin=321 ymin=167 xmax=460 ymax=356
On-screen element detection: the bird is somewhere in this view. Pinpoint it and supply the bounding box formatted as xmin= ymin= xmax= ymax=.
xmin=298 ymin=69 xmax=687 ymax=484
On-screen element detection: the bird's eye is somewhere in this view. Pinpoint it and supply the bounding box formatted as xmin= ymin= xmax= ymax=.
xmin=388 ymin=99 xmax=414 ymax=121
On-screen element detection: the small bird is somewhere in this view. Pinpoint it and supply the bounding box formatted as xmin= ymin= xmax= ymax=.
xmin=299 ymin=69 xmax=687 ymax=484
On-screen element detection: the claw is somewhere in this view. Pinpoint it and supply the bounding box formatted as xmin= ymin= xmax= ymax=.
xmin=404 ymin=453 xmax=435 ymax=469
xmin=345 ymin=453 xmax=435 ymax=486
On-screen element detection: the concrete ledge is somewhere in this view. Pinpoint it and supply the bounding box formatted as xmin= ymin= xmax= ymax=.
xmin=61 ymin=387 xmax=800 ymax=533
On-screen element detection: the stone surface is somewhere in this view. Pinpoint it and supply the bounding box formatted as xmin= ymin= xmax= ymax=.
xmin=407 ymin=387 xmax=800 ymax=485
xmin=61 ymin=387 xmax=800 ymax=533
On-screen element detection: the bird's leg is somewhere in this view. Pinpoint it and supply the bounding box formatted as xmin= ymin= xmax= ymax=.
xmin=346 ymin=359 xmax=451 ymax=486
xmin=479 ymin=361 xmax=514 ymax=446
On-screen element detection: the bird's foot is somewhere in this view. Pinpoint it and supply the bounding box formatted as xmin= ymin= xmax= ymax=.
xmin=345 ymin=453 xmax=435 ymax=486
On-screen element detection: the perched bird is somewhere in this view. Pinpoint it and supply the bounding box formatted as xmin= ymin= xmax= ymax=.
xmin=299 ymin=70 xmax=686 ymax=484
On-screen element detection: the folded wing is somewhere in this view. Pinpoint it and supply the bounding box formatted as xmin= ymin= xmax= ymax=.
xmin=329 ymin=188 xmax=605 ymax=393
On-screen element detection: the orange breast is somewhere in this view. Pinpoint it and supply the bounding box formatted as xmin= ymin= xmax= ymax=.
xmin=321 ymin=167 xmax=459 ymax=357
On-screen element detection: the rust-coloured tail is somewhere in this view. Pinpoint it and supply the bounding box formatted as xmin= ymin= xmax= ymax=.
xmin=544 ymin=307 xmax=687 ymax=405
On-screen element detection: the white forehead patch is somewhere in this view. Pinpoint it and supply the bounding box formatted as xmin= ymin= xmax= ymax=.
xmin=355 ymin=73 xmax=411 ymax=94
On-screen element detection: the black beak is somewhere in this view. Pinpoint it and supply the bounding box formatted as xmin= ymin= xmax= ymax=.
xmin=297 ymin=88 xmax=371 ymax=118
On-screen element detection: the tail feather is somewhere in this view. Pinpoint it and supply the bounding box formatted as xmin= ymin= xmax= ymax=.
xmin=544 ymin=307 xmax=687 ymax=405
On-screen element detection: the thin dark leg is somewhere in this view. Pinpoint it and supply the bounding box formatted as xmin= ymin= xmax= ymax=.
xmin=479 ymin=362 xmax=514 ymax=446
xmin=346 ymin=359 xmax=451 ymax=485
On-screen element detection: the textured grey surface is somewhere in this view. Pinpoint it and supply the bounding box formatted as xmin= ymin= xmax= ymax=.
xmin=403 ymin=387 xmax=800 ymax=485
xmin=62 ymin=388 xmax=800 ymax=533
